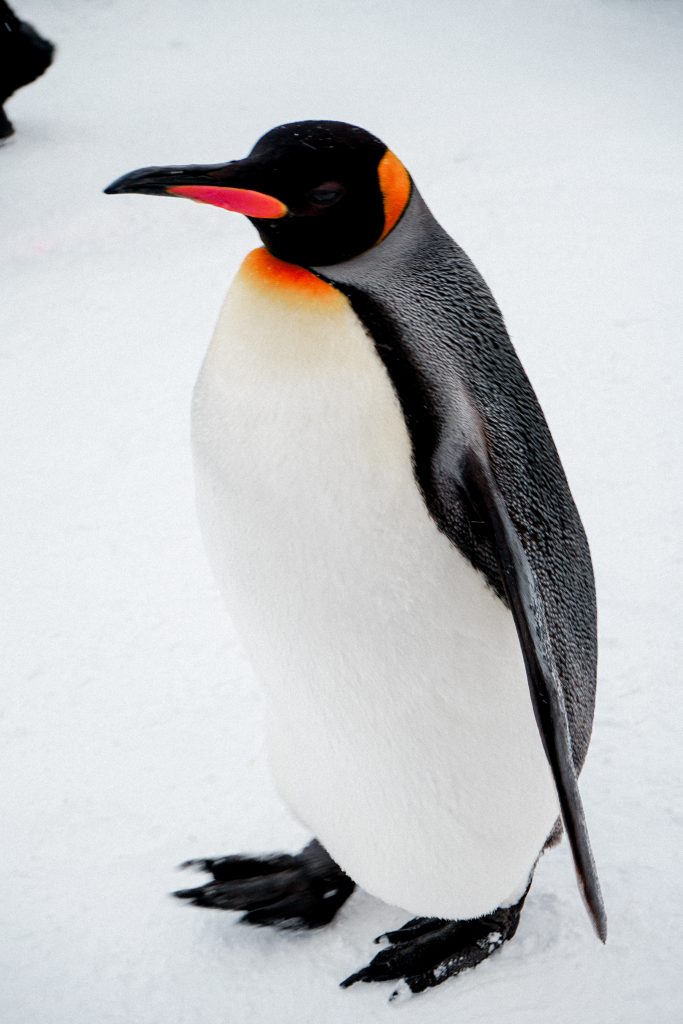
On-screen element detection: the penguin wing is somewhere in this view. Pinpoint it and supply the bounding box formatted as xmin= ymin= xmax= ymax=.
xmin=454 ymin=442 xmax=606 ymax=942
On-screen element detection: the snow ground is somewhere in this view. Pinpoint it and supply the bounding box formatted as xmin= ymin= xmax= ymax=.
xmin=2 ymin=1 xmax=682 ymax=1021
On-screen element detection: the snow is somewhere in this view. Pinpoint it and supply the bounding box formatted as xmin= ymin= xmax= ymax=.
xmin=1 ymin=1 xmax=681 ymax=1021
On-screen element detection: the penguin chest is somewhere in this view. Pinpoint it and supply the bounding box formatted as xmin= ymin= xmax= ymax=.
xmin=191 ymin=249 xmax=559 ymax=920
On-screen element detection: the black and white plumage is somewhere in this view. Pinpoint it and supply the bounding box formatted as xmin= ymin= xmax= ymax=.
xmin=105 ymin=120 xmax=605 ymax=995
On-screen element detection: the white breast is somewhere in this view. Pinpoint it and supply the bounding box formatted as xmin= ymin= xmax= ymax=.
xmin=191 ymin=255 xmax=559 ymax=921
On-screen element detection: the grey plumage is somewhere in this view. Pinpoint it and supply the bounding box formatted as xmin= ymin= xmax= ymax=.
xmin=320 ymin=189 xmax=597 ymax=775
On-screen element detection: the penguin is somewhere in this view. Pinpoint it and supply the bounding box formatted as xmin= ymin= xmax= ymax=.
xmin=0 ymin=0 xmax=55 ymax=141
xmin=105 ymin=120 xmax=606 ymax=996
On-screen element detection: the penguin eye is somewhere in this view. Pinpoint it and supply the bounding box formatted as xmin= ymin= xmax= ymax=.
xmin=307 ymin=182 xmax=345 ymax=207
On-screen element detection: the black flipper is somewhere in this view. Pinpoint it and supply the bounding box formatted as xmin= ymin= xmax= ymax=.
xmin=341 ymin=890 xmax=528 ymax=998
xmin=456 ymin=443 xmax=606 ymax=942
xmin=173 ymin=839 xmax=355 ymax=929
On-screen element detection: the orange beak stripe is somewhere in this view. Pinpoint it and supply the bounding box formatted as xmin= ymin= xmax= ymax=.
xmin=377 ymin=150 xmax=412 ymax=242
xmin=167 ymin=185 xmax=288 ymax=219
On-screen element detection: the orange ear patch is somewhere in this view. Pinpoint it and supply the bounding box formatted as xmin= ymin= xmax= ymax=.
xmin=240 ymin=247 xmax=344 ymax=306
xmin=377 ymin=150 xmax=411 ymax=242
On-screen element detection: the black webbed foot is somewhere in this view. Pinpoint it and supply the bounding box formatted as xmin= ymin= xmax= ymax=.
xmin=341 ymin=893 xmax=527 ymax=998
xmin=173 ymin=839 xmax=355 ymax=929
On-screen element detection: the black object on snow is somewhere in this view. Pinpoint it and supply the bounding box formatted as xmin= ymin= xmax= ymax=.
xmin=0 ymin=0 xmax=55 ymax=138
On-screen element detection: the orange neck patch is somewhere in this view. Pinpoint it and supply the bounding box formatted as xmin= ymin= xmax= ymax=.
xmin=239 ymin=247 xmax=344 ymax=306
xmin=377 ymin=150 xmax=412 ymax=242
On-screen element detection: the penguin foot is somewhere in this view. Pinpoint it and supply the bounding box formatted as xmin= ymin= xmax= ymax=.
xmin=173 ymin=838 xmax=355 ymax=929
xmin=341 ymin=895 xmax=527 ymax=998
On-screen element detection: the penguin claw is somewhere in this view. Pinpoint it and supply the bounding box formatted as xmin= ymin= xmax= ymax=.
xmin=373 ymin=917 xmax=437 ymax=945
xmin=178 ymin=858 xmax=211 ymax=872
xmin=388 ymin=980 xmax=413 ymax=1003
xmin=340 ymin=967 xmax=371 ymax=989
xmin=177 ymin=853 xmax=296 ymax=881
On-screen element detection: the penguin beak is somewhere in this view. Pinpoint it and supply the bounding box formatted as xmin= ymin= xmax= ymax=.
xmin=103 ymin=161 xmax=288 ymax=219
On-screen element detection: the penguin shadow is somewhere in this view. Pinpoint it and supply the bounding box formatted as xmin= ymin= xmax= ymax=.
xmin=509 ymin=888 xmax=565 ymax=960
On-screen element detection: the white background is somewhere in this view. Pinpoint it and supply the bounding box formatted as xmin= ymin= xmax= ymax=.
xmin=2 ymin=1 xmax=681 ymax=1021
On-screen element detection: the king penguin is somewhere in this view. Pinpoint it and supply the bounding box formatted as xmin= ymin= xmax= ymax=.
xmin=105 ymin=120 xmax=606 ymax=996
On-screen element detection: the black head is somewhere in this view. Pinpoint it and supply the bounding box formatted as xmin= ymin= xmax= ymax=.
xmin=104 ymin=120 xmax=412 ymax=266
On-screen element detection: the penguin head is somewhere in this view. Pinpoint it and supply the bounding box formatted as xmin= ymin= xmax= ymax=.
xmin=104 ymin=121 xmax=412 ymax=266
